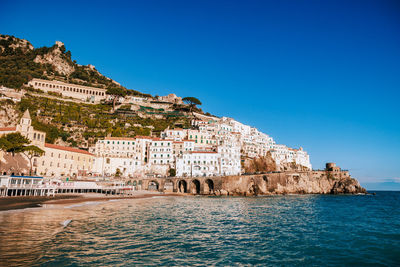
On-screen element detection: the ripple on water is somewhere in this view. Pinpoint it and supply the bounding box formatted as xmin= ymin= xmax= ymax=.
xmin=0 ymin=193 xmax=399 ymax=266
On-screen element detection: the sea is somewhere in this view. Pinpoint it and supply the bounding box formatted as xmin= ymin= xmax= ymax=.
xmin=0 ymin=192 xmax=399 ymax=266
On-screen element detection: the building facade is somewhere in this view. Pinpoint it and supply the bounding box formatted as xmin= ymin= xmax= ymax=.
xmin=0 ymin=110 xmax=94 ymax=177
xmin=28 ymin=78 xmax=107 ymax=103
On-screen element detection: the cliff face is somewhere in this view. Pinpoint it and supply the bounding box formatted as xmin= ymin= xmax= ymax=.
xmin=33 ymin=42 xmax=75 ymax=76
xmin=215 ymin=171 xmax=366 ymax=196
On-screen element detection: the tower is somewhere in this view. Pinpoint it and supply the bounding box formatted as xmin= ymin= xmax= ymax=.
xmin=19 ymin=109 xmax=32 ymax=132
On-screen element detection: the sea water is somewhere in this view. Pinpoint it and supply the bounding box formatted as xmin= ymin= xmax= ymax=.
xmin=0 ymin=192 xmax=399 ymax=266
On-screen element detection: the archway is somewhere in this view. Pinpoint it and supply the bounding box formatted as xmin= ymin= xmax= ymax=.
xmin=204 ymin=179 xmax=214 ymax=194
xmin=191 ymin=179 xmax=201 ymax=194
xmin=148 ymin=180 xmax=159 ymax=191
xmin=177 ymin=180 xmax=187 ymax=193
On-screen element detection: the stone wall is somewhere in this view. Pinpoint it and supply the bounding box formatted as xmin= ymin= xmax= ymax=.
xmin=134 ymin=170 xmax=366 ymax=196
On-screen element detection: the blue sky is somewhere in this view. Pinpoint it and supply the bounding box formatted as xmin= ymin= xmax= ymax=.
xmin=1 ymin=0 xmax=399 ymax=190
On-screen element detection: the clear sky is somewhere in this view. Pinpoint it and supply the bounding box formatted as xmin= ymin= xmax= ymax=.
xmin=1 ymin=0 xmax=399 ymax=190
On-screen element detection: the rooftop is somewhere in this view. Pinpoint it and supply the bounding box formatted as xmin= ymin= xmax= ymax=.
xmin=45 ymin=143 xmax=94 ymax=156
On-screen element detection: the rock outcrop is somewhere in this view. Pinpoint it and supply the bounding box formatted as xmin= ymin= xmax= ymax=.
xmin=216 ymin=171 xmax=366 ymax=196
xmin=34 ymin=42 xmax=75 ymax=76
xmin=242 ymin=152 xmax=277 ymax=173
xmin=0 ymin=35 xmax=33 ymax=54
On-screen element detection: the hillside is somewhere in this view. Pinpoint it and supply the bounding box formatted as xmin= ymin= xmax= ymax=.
xmin=0 ymin=34 xmax=206 ymax=147
xmin=0 ymin=34 xmax=151 ymax=98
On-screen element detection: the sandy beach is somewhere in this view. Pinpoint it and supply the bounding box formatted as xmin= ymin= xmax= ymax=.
xmin=0 ymin=192 xmax=182 ymax=211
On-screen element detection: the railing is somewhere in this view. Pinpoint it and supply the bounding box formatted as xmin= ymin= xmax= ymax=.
xmin=7 ymin=184 xmax=57 ymax=189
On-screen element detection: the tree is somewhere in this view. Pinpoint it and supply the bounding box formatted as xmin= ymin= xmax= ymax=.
xmin=169 ymin=168 xmax=176 ymax=177
xmin=107 ymin=87 xmax=126 ymax=111
xmin=23 ymin=145 xmax=45 ymax=175
xmin=0 ymin=133 xmax=30 ymax=156
xmin=115 ymin=168 xmax=122 ymax=177
xmin=0 ymin=133 xmax=45 ymax=175
xmin=182 ymin=97 xmax=202 ymax=114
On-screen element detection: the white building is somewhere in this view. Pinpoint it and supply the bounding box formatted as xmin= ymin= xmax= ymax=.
xmin=176 ymin=151 xmax=220 ymax=177
xmin=148 ymin=139 xmax=173 ymax=165
xmin=217 ymin=145 xmax=241 ymax=176
xmin=161 ymin=128 xmax=186 ymax=141
xmin=28 ymin=78 xmax=107 ymax=103
xmin=91 ymin=137 xmax=142 ymax=177
xmin=0 ymin=110 xmax=94 ymax=177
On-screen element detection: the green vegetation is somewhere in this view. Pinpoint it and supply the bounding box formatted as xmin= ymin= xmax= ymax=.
xmin=169 ymin=168 xmax=176 ymax=177
xmin=107 ymin=87 xmax=126 ymax=111
xmin=0 ymin=36 xmax=53 ymax=89
xmin=0 ymin=35 xmax=127 ymax=91
xmin=0 ymin=132 xmax=44 ymax=175
xmin=0 ymin=35 xmax=206 ymax=148
xmin=182 ymin=97 xmax=202 ymax=114
xmin=15 ymin=94 xmax=191 ymax=147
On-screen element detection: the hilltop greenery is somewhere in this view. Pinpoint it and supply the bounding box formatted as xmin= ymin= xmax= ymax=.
xmin=0 ymin=34 xmax=152 ymax=98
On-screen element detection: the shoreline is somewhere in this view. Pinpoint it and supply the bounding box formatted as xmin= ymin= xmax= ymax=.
xmin=0 ymin=192 xmax=183 ymax=212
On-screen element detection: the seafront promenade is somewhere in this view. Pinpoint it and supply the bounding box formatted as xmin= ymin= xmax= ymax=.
xmin=0 ymin=175 xmax=136 ymax=197
xmin=0 ymin=164 xmax=365 ymax=198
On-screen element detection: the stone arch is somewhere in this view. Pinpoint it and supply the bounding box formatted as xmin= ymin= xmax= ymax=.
xmin=191 ymin=179 xmax=201 ymax=194
xmin=177 ymin=180 xmax=187 ymax=193
xmin=204 ymin=179 xmax=214 ymax=194
xmin=148 ymin=180 xmax=159 ymax=191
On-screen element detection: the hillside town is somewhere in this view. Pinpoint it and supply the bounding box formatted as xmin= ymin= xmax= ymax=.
xmin=0 ymin=78 xmax=312 ymax=179
xmin=0 ymin=36 xmax=365 ymax=198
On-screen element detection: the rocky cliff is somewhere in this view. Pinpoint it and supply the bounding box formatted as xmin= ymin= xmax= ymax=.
xmin=215 ymin=171 xmax=366 ymax=196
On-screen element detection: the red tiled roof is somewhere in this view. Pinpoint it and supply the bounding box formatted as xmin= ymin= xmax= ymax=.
xmin=0 ymin=127 xmax=16 ymax=132
xmin=45 ymin=143 xmax=94 ymax=156
xmin=105 ymin=137 xmax=136 ymax=141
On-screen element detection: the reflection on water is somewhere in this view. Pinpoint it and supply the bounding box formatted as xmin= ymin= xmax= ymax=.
xmin=0 ymin=193 xmax=399 ymax=266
